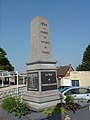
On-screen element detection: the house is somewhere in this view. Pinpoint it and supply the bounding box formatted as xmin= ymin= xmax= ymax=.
xmin=70 ymin=71 xmax=90 ymax=87
xmin=57 ymin=65 xmax=90 ymax=87
xmin=57 ymin=64 xmax=74 ymax=78
xmin=57 ymin=64 xmax=74 ymax=87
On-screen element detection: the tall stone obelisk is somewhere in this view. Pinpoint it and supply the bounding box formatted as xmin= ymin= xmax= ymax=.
xmin=23 ymin=16 xmax=60 ymax=110
xmin=30 ymin=16 xmax=52 ymax=61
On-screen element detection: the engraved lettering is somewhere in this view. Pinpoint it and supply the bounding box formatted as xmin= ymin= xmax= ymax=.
xmin=40 ymin=31 xmax=48 ymax=34
xmin=42 ymin=51 xmax=50 ymax=54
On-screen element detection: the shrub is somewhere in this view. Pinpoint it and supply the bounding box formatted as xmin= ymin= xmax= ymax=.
xmin=65 ymin=95 xmax=74 ymax=103
xmin=1 ymin=96 xmax=30 ymax=118
xmin=44 ymin=102 xmax=81 ymax=116
xmin=44 ymin=104 xmax=67 ymax=116
xmin=1 ymin=96 xmax=17 ymax=113
xmin=65 ymin=102 xmax=81 ymax=113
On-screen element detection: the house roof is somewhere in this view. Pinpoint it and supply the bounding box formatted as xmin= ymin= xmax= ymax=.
xmin=57 ymin=64 xmax=74 ymax=77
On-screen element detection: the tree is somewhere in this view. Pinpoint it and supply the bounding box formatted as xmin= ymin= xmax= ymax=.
xmin=76 ymin=43 xmax=90 ymax=71
xmin=0 ymin=47 xmax=14 ymax=71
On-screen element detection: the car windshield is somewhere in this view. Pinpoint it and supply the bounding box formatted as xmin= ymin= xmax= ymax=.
xmin=60 ymin=87 xmax=69 ymax=93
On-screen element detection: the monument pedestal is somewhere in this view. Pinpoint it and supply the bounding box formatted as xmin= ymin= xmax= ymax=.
xmin=23 ymin=60 xmax=60 ymax=110
xmin=23 ymin=90 xmax=60 ymax=111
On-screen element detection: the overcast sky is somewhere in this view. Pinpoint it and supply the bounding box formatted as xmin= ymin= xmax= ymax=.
xmin=0 ymin=0 xmax=90 ymax=71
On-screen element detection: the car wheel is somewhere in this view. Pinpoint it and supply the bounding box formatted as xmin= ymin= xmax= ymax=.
xmin=87 ymin=100 xmax=90 ymax=103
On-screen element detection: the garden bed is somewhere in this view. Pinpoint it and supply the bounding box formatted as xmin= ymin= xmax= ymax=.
xmin=0 ymin=104 xmax=90 ymax=120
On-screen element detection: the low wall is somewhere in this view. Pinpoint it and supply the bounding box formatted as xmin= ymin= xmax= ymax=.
xmin=0 ymin=85 xmax=27 ymax=101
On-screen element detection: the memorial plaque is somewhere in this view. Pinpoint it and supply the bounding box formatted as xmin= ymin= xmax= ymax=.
xmin=27 ymin=72 xmax=39 ymax=91
xmin=41 ymin=71 xmax=57 ymax=91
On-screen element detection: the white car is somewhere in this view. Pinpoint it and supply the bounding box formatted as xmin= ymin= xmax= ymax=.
xmin=59 ymin=87 xmax=90 ymax=103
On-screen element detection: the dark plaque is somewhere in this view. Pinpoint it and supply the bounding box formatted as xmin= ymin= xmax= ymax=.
xmin=27 ymin=72 xmax=39 ymax=91
xmin=41 ymin=71 xmax=57 ymax=91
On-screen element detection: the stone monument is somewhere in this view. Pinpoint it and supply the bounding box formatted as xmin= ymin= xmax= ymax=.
xmin=23 ymin=16 xmax=60 ymax=110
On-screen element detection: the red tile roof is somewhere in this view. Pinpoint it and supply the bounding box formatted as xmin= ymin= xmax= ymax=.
xmin=57 ymin=64 xmax=74 ymax=77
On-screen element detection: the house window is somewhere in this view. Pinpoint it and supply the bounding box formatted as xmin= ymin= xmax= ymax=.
xmin=72 ymin=80 xmax=79 ymax=86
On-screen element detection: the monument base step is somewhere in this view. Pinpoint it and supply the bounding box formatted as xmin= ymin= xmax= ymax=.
xmin=23 ymin=90 xmax=61 ymax=111
xmin=26 ymin=100 xmax=60 ymax=111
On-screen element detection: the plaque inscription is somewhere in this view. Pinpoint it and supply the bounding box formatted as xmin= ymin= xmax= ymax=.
xmin=41 ymin=71 xmax=57 ymax=91
xmin=27 ymin=72 xmax=39 ymax=91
